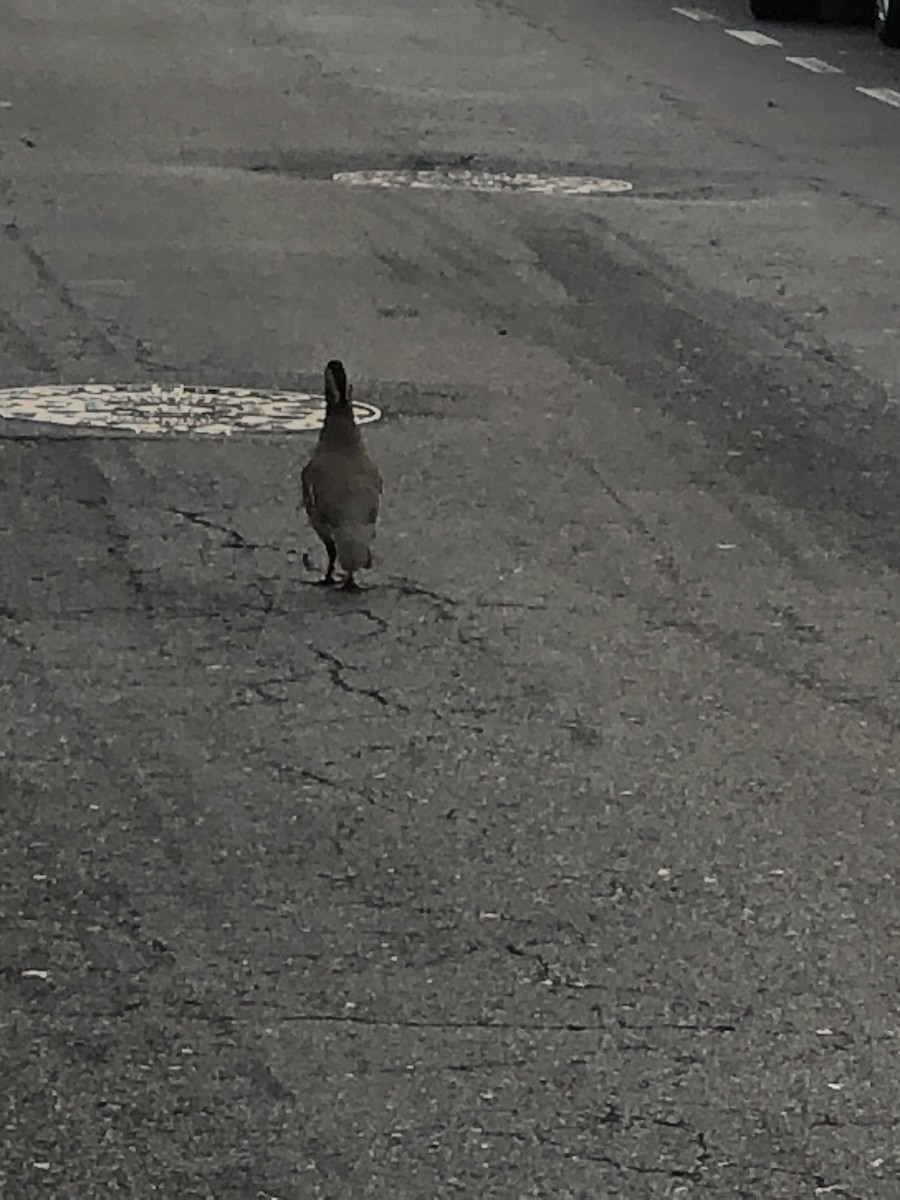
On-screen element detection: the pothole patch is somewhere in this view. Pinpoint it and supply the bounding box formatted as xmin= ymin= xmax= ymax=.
xmin=0 ymin=384 xmax=381 ymax=436
xmin=332 ymin=168 xmax=633 ymax=196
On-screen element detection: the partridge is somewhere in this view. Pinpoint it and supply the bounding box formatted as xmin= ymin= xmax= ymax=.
xmin=301 ymin=360 xmax=383 ymax=591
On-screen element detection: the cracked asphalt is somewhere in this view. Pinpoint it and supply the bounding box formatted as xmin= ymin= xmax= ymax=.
xmin=3 ymin=0 xmax=900 ymax=1196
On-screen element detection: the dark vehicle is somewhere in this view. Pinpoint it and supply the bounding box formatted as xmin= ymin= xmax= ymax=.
xmin=876 ymin=0 xmax=900 ymax=44
xmin=749 ymin=0 xmax=900 ymax=46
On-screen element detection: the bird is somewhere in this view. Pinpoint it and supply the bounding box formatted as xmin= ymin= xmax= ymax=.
xmin=301 ymin=360 xmax=383 ymax=592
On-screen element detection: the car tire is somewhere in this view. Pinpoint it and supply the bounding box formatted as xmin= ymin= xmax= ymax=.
xmin=749 ymin=0 xmax=821 ymax=17
xmin=877 ymin=0 xmax=900 ymax=45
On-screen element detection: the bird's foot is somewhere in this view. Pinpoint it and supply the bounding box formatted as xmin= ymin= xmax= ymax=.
xmin=340 ymin=576 xmax=362 ymax=594
xmin=316 ymin=572 xmax=337 ymax=587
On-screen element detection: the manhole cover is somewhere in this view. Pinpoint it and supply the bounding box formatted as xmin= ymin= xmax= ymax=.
xmin=332 ymin=168 xmax=633 ymax=196
xmin=0 ymin=384 xmax=381 ymax=435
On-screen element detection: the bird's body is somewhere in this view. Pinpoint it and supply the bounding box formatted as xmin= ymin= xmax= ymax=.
xmin=301 ymin=361 xmax=382 ymax=590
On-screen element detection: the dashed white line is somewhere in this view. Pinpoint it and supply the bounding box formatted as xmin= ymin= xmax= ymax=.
xmin=725 ymin=28 xmax=782 ymax=47
xmin=672 ymin=6 xmax=717 ymax=20
xmin=785 ymin=56 xmax=843 ymax=75
xmin=856 ymin=86 xmax=900 ymax=108
xmin=674 ymin=7 xmax=900 ymax=120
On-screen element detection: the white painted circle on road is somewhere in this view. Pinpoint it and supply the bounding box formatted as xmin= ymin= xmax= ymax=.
xmin=333 ymin=168 xmax=633 ymax=196
xmin=0 ymin=384 xmax=381 ymax=436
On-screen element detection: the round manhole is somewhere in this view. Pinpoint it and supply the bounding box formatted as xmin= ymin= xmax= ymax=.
xmin=0 ymin=383 xmax=381 ymax=436
xmin=332 ymin=168 xmax=633 ymax=196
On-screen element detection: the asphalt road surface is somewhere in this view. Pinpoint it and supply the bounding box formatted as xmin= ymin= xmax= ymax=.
xmin=3 ymin=1 xmax=900 ymax=1196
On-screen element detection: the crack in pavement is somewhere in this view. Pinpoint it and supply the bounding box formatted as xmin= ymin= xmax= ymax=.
xmin=505 ymin=944 xmax=739 ymax=1024
xmin=231 ymin=674 xmax=305 ymax=704
xmin=476 ymin=599 xmax=550 ymax=611
xmin=238 ymin=1012 xmax=606 ymax=1031
xmin=385 ymin=575 xmax=459 ymax=613
xmin=470 ymin=1120 xmax=711 ymax=1182
xmin=312 ymin=647 xmax=402 ymax=710
xmin=332 ymin=606 xmax=390 ymax=636
xmin=169 ymin=506 xmax=282 ymax=551
xmin=234 ymin=1011 xmax=739 ymax=1036
xmin=376 ymin=1058 xmax=532 ymax=1074
xmin=383 ymin=576 xmax=585 ymax=618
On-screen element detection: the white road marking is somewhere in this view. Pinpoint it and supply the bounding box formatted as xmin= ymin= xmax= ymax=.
xmin=333 ymin=169 xmax=633 ymax=196
xmin=726 ymin=28 xmax=782 ymax=47
xmin=785 ymin=56 xmax=843 ymax=75
xmin=672 ymin=6 xmax=717 ymax=20
xmin=677 ymin=9 xmax=900 ymax=117
xmin=856 ymin=86 xmax=900 ymax=108
xmin=0 ymin=384 xmax=382 ymax=435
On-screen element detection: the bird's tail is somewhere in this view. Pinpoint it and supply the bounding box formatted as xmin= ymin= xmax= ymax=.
xmin=335 ymin=526 xmax=375 ymax=574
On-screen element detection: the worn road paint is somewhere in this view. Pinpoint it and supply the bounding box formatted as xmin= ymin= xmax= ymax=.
xmin=725 ymin=29 xmax=782 ymax=47
xmin=785 ymin=57 xmax=843 ymax=75
xmin=0 ymin=384 xmax=382 ymax=436
xmin=671 ymin=6 xmax=717 ymax=20
xmin=332 ymin=169 xmax=633 ymax=196
xmin=856 ymin=86 xmax=900 ymax=108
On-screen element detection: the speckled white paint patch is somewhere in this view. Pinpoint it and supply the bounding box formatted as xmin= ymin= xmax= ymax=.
xmin=0 ymin=384 xmax=381 ymax=436
xmin=332 ymin=169 xmax=633 ymax=196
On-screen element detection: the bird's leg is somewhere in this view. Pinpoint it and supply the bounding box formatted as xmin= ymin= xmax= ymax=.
xmin=340 ymin=573 xmax=362 ymax=594
xmin=317 ymin=539 xmax=337 ymax=585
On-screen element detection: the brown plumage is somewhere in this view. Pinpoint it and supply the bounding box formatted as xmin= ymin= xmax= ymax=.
xmin=301 ymin=360 xmax=383 ymax=591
